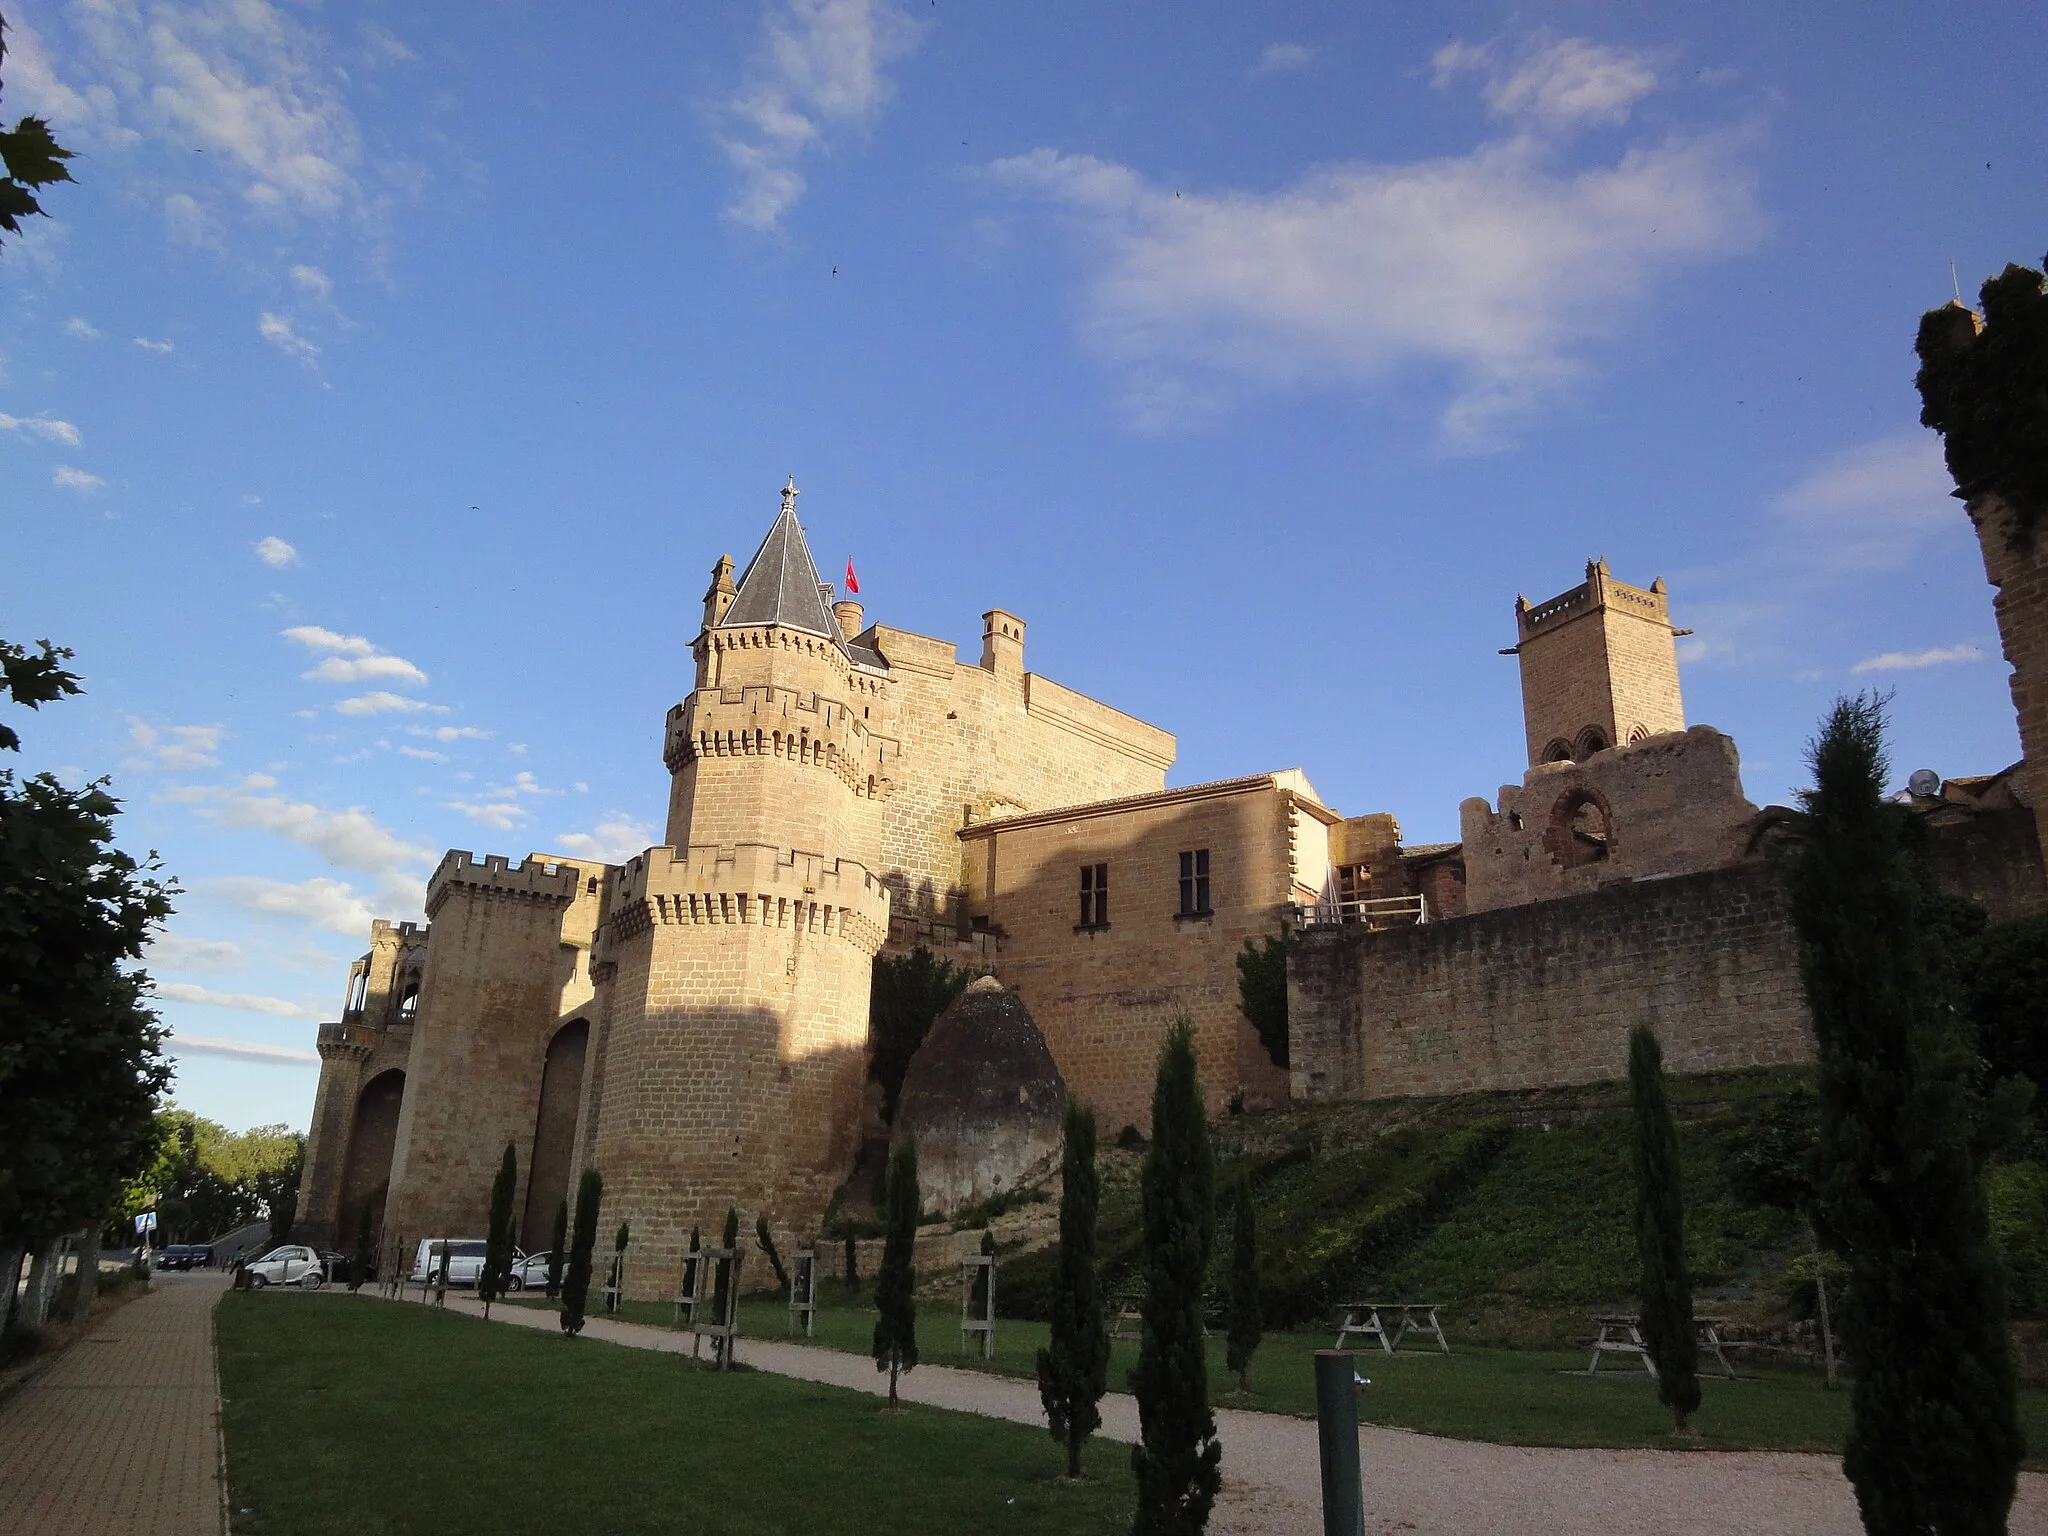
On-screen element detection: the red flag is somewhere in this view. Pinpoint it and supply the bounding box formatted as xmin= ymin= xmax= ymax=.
xmin=845 ymin=559 xmax=859 ymax=595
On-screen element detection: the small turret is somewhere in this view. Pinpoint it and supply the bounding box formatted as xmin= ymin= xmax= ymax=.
xmin=702 ymin=554 xmax=736 ymax=630
xmin=980 ymin=609 xmax=1025 ymax=676
xmin=834 ymin=599 xmax=864 ymax=641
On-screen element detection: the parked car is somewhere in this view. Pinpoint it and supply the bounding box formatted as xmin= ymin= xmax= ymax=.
xmin=244 ymin=1245 xmax=327 ymax=1289
xmin=159 ymin=1243 xmax=211 ymax=1271
xmin=509 ymin=1252 xmax=554 ymax=1292
xmin=407 ymin=1239 xmax=497 ymax=1287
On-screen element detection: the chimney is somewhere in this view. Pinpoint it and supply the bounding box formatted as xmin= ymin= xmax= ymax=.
xmin=701 ymin=554 xmax=736 ymax=629
xmin=834 ymin=599 xmax=864 ymax=641
xmin=980 ymin=609 xmax=1026 ymax=676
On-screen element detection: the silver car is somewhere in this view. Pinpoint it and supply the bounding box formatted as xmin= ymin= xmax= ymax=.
xmin=244 ymin=1245 xmax=326 ymax=1289
xmin=508 ymin=1251 xmax=554 ymax=1292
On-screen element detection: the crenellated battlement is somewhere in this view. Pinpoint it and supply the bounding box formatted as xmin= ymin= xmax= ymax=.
xmin=663 ymin=686 xmax=880 ymax=795
xmin=426 ymin=850 xmax=584 ymax=917
xmin=604 ymin=841 xmax=890 ymax=954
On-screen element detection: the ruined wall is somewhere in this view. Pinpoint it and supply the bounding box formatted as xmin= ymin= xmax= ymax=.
xmin=966 ymin=774 xmax=1330 ymax=1133
xmin=1927 ymin=804 xmax=2048 ymax=921
xmin=1460 ymin=727 xmax=1757 ymax=914
xmin=1967 ymin=491 xmax=2048 ymax=883
xmin=1289 ymin=863 xmax=1811 ymax=1103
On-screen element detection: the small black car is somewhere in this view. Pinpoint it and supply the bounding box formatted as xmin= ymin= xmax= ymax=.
xmin=159 ymin=1244 xmax=211 ymax=1271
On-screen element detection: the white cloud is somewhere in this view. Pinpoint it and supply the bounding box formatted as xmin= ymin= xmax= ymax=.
xmin=204 ymin=873 xmax=383 ymax=937
xmin=397 ymin=745 xmax=445 ymax=762
xmin=65 ymin=317 xmax=102 ymax=339
xmin=449 ymin=798 xmax=528 ymax=831
xmin=71 ymin=0 xmax=360 ymax=214
xmin=1771 ymin=433 xmax=1958 ymax=573
xmin=407 ymin=724 xmax=489 ymax=742
xmin=153 ymin=980 xmax=320 ymax=1020
xmin=53 ymin=464 xmax=105 ymax=491
xmin=305 ymin=654 xmax=428 ymax=687
xmin=1254 ymin=42 xmax=1314 ymax=76
xmin=1432 ymin=35 xmax=1659 ymax=130
xmin=990 ymin=106 xmax=1759 ymax=445
xmin=335 ymin=691 xmax=444 ymax=716
xmin=166 ymin=1032 xmax=319 ymax=1065
xmin=0 ymin=12 xmax=119 ymax=135
xmin=128 ymin=719 xmax=223 ymax=770
xmin=0 ymin=412 xmax=83 ymax=446
xmin=717 ymin=0 xmax=921 ymax=233
xmin=553 ymin=816 xmax=656 ymax=864
xmin=282 ymin=624 xmax=375 ymax=657
xmin=362 ymin=23 xmax=415 ymax=64
xmin=1853 ymin=644 xmax=1986 ymax=675
xmin=508 ymin=771 xmax=557 ymax=796
xmin=192 ymin=776 xmax=435 ymax=876
xmin=133 ymin=337 xmax=176 ymax=354
xmin=290 ymin=264 xmax=332 ymax=299
xmin=144 ymin=932 xmax=244 ymax=972
xmin=259 ymin=311 xmax=319 ymax=363
xmin=162 ymin=191 xmax=214 ymax=246
xmin=255 ymin=535 xmax=299 ymax=567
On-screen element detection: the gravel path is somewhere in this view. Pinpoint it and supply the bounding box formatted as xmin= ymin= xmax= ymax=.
xmin=440 ymin=1294 xmax=2048 ymax=1535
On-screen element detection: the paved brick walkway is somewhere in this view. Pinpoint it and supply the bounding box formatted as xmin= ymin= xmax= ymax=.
xmin=0 ymin=1271 xmax=226 ymax=1536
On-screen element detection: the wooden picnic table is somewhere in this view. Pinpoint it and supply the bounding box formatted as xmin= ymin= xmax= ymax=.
xmin=1585 ymin=1314 xmax=1737 ymax=1380
xmin=1333 ymin=1302 xmax=1450 ymax=1356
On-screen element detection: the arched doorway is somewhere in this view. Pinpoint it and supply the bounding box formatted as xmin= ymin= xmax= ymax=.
xmin=523 ymin=1020 xmax=590 ymax=1248
xmin=339 ymin=1069 xmax=405 ymax=1247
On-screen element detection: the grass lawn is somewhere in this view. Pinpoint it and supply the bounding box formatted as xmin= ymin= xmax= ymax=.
xmin=508 ymin=1287 xmax=2048 ymax=1462
xmin=215 ymin=1292 xmax=1132 ymax=1536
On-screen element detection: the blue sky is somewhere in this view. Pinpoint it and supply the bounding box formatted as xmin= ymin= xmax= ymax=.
xmin=2 ymin=1 xmax=2041 ymax=1132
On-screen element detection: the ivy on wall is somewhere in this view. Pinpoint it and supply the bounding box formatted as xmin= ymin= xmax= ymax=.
xmin=1915 ymin=255 xmax=2048 ymax=542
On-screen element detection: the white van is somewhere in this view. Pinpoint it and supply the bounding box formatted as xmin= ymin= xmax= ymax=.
xmin=408 ymin=1238 xmax=495 ymax=1286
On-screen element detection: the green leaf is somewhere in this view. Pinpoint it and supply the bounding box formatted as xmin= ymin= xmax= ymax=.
xmin=0 ymin=117 xmax=76 ymax=188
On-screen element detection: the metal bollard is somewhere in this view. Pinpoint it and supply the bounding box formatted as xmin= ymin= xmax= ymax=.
xmin=1314 ymin=1349 xmax=1365 ymax=1536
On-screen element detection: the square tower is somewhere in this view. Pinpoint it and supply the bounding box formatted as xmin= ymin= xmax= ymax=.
xmin=1512 ymin=559 xmax=1686 ymax=766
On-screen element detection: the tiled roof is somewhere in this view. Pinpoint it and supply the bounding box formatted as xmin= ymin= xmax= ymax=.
xmin=720 ymin=489 xmax=841 ymax=641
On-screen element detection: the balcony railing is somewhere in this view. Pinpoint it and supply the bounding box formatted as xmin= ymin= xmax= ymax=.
xmin=1293 ymin=894 xmax=1431 ymax=932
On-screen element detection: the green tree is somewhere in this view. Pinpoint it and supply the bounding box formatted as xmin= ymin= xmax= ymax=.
xmin=843 ymin=1227 xmax=859 ymax=1293
xmin=755 ymin=1213 xmax=788 ymax=1294
xmin=1129 ymin=1020 xmax=1220 ymax=1535
xmin=545 ymin=1200 xmax=568 ymax=1301
xmin=1628 ymin=1026 xmax=1700 ymax=1431
xmin=1223 ymin=1173 xmax=1261 ymax=1394
xmin=610 ymin=1221 xmax=630 ymax=1313
xmin=873 ymin=1139 xmax=920 ymax=1409
xmin=1783 ymin=695 xmax=2023 ymax=1532
xmin=0 ymin=15 xmax=76 ymax=252
xmin=868 ymin=948 xmax=973 ymax=1124
xmin=1036 ymin=1100 xmax=1108 ymax=1478
xmin=253 ymin=1138 xmax=305 ymax=1246
xmin=1234 ymin=934 xmax=1289 ymax=1070
xmin=560 ymin=1170 xmax=601 ymax=1338
xmin=478 ymin=1143 xmax=517 ymax=1319
xmin=0 ymin=641 xmax=173 ymax=1260
xmin=1916 ymin=256 xmax=2048 ymax=540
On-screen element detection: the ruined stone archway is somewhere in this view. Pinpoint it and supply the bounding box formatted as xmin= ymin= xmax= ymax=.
xmin=338 ymin=1069 xmax=405 ymax=1246
xmin=522 ymin=1019 xmax=589 ymax=1247
xmin=1544 ymin=788 xmax=1614 ymax=869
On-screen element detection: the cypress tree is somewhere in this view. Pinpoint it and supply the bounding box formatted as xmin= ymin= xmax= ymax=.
xmin=545 ymin=1199 xmax=567 ymax=1301
xmin=1627 ymin=1026 xmax=1699 ymax=1432
xmin=1224 ymin=1173 xmax=1261 ymax=1395
xmin=479 ymin=1142 xmax=517 ymax=1320
xmin=1130 ymin=1019 xmax=1221 ymax=1535
xmin=560 ymin=1169 xmax=601 ymax=1338
xmin=843 ymin=1227 xmax=859 ymax=1293
xmin=756 ymin=1213 xmax=789 ymax=1293
xmin=610 ymin=1221 xmax=629 ymax=1314
xmin=872 ymin=1138 xmax=920 ymax=1409
xmin=1784 ymin=695 xmax=2022 ymax=1533
xmin=349 ymin=1200 xmax=373 ymax=1295
xmin=1036 ymin=1100 xmax=1108 ymax=1478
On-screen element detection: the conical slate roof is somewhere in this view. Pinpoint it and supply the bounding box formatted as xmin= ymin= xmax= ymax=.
xmin=720 ymin=482 xmax=841 ymax=640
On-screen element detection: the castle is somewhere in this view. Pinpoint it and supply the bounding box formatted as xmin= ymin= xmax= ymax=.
xmin=295 ymin=482 xmax=2046 ymax=1295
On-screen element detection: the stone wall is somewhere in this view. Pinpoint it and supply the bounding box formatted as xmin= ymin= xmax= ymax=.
xmin=1460 ymin=726 xmax=1757 ymax=914
xmin=1967 ymin=490 xmax=2048 ymax=883
xmin=1289 ymin=863 xmax=1812 ymax=1103
xmin=966 ymin=773 xmax=1332 ymax=1133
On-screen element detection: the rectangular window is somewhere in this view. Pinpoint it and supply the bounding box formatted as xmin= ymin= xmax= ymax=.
xmin=1178 ymin=849 xmax=1211 ymax=916
xmin=1079 ymin=862 xmax=1109 ymax=928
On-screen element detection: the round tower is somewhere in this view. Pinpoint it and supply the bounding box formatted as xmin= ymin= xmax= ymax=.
xmin=584 ymin=480 xmax=893 ymax=1297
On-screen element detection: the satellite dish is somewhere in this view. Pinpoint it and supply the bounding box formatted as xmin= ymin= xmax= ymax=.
xmin=1907 ymin=768 xmax=1942 ymax=798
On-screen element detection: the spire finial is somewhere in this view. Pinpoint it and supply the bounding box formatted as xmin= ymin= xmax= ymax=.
xmin=782 ymin=476 xmax=799 ymax=514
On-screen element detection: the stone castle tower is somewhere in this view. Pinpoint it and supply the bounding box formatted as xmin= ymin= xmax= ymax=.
xmin=1510 ymin=558 xmax=1688 ymax=765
